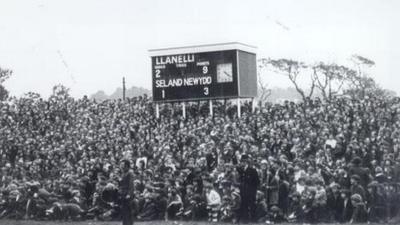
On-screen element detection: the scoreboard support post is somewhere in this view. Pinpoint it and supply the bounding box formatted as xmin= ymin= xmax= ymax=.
xmin=209 ymin=100 xmax=213 ymax=116
xmin=182 ymin=102 xmax=186 ymax=118
xmin=156 ymin=103 xmax=160 ymax=119
xmin=237 ymin=98 xmax=241 ymax=118
xmin=252 ymin=98 xmax=256 ymax=113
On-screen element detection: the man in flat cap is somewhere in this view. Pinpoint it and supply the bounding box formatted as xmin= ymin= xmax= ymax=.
xmin=236 ymin=154 xmax=259 ymax=223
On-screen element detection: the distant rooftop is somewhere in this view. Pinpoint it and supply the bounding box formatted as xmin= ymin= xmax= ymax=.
xmin=148 ymin=42 xmax=257 ymax=56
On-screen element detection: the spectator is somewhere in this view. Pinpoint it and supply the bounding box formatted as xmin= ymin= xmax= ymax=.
xmin=236 ymin=154 xmax=260 ymax=222
xmin=0 ymin=92 xmax=399 ymax=223
xmin=204 ymin=181 xmax=221 ymax=222
xmin=350 ymin=194 xmax=368 ymax=223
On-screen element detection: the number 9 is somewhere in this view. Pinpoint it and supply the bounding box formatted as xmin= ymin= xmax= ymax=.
xmin=202 ymin=66 xmax=208 ymax=74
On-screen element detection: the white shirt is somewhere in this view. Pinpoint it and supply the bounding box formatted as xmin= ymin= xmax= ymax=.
xmin=206 ymin=189 xmax=221 ymax=207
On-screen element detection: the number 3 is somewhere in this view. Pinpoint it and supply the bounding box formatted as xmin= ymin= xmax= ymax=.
xmin=204 ymin=87 xmax=209 ymax=95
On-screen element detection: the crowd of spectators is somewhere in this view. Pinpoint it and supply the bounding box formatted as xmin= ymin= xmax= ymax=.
xmin=0 ymin=92 xmax=400 ymax=223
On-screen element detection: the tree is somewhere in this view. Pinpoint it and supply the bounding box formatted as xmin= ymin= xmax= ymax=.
xmin=52 ymin=84 xmax=70 ymax=98
xmin=312 ymin=63 xmax=357 ymax=102
xmin=0 ymin=67 xmax=12 ymax=101
xmin=91 ymin=90 xmax=108 ymax=101
xmin=257 ymin=62 xmax=272 ymax=104
xmin=346 ymin=55 xmax=377 ymax=98
xmin=260 ymin=58 xmax=316 ymax=103
xmin=0 ymin=85 xmax=8 ymax=101
xmin=350 ymin=54 xmax=375 ymax=70
xmin=24 ymin=91 xmax=41 ymax=100
xmin=50 ymin=84 xmax=72 ymax=104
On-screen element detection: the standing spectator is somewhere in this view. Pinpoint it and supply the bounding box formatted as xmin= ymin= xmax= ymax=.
xmin=366 ymin=181 xmax=386 ymax=223
xmin=340 ymin=189 xmax=353 ymax=223
xmin=119 ymin=159 xmax=134 ymax=225
xmin=349 ymin=157 xmax=371 ymax=187
xmin=326 ymin=182 xmax=342 ymax=222
xmin=236 ymin=154 xmax=260 ymax=222
xmin=350 ymin=175 xmax=366 ymax=201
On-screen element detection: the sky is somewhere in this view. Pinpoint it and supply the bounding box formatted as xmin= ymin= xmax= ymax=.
xmin=0 ymin=0 xmax=399 ymax=98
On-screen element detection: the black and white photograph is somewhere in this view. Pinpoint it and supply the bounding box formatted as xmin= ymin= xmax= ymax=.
xmin=0 ymin=0 xmax=400 ymax=225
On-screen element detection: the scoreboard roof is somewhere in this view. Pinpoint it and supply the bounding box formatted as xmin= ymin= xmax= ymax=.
xmin=148 ymin=42 xmax=257 ymax=56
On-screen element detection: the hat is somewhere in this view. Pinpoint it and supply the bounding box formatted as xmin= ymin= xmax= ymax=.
xmin=375 ymin=167 xmax=384 ymax=177
xmin=256 ymin=190 xmax=265 ymax=198
xmin=145 ymin=169 xmax=153 ymax=177
xmin=329 ymin=182 xmax=340 ymax=189
xmin=194 ymin=167 xmax=202 ymax=174
xmin=351 ymin=194 xmax=363 ymax=203
xmin=290 ymin=192 xmax=301 ymax=199
xmin=340 ymin=189 xmax=351 ymax=194
xmin=351 ymin=174 xmax=361 ymax=182
xmin=181 ymin=169 xmax=191 ymax=174
xmin=241 ymin=154 xmax=249 ymax=161
xmin=270 ymin=206 xmax=280 ymax=212
xmin=221 ymin=180 xmax=232 ymax=187
xmin=203 ymin=180 xmax=213 ymax=188
xmin=261 ymin=159 xmax=268 ymax=165
xmin=351 ymin=157 xmax=362 ymax=165
xmin=368 ymin=181 xmax=379 ymax=188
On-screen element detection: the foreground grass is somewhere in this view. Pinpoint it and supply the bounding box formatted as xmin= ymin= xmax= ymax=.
xmin=0 ymin=220 xmax=388 ymax=225
xmin=0 ymin=221 xmax=236 ymax=225
xmin=0 ymin=221 xmax=220 ymax=225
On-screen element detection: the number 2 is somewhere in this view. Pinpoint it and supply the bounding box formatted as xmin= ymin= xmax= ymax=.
xmin=204 ymin=87 xmax=209 ymax=95
xmin=155 ymin=70 xmax=161 ymax=78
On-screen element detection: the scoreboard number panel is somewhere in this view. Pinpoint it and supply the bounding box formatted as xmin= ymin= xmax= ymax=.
xmin=150 ymin=43 xmax=257 ymax=102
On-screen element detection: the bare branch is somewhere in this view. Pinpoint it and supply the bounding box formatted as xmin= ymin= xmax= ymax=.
xmin=257 ymin=71 xmax=272 ymax=102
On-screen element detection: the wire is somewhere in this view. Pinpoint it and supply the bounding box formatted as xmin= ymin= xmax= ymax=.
xmin=57 ymin=50 xmax=77 ymax=85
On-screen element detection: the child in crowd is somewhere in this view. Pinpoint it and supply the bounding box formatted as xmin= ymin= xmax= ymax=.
xmin=204 ymin=181 xmax=221 ymax=222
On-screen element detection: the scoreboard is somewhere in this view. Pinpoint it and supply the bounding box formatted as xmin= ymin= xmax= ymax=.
xmin=149 ymin=43 xmax=257 ymax=102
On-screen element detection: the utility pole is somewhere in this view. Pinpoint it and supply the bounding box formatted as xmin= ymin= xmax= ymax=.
xmin=122 ymin=77 xmax=126 ymax=101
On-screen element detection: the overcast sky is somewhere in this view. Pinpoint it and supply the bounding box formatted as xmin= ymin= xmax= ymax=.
xmin=0 ymin=0 xmax=399 ymax=98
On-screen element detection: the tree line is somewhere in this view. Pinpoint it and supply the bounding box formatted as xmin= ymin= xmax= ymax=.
xmin=257 ymin=55 xmax=396 ymax=103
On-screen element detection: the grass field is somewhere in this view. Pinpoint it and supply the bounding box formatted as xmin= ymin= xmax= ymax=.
xmin=0 ymin=221 xmax=388 ymax=225
xmin=0 ymin=221 xmax=225 ymax=225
